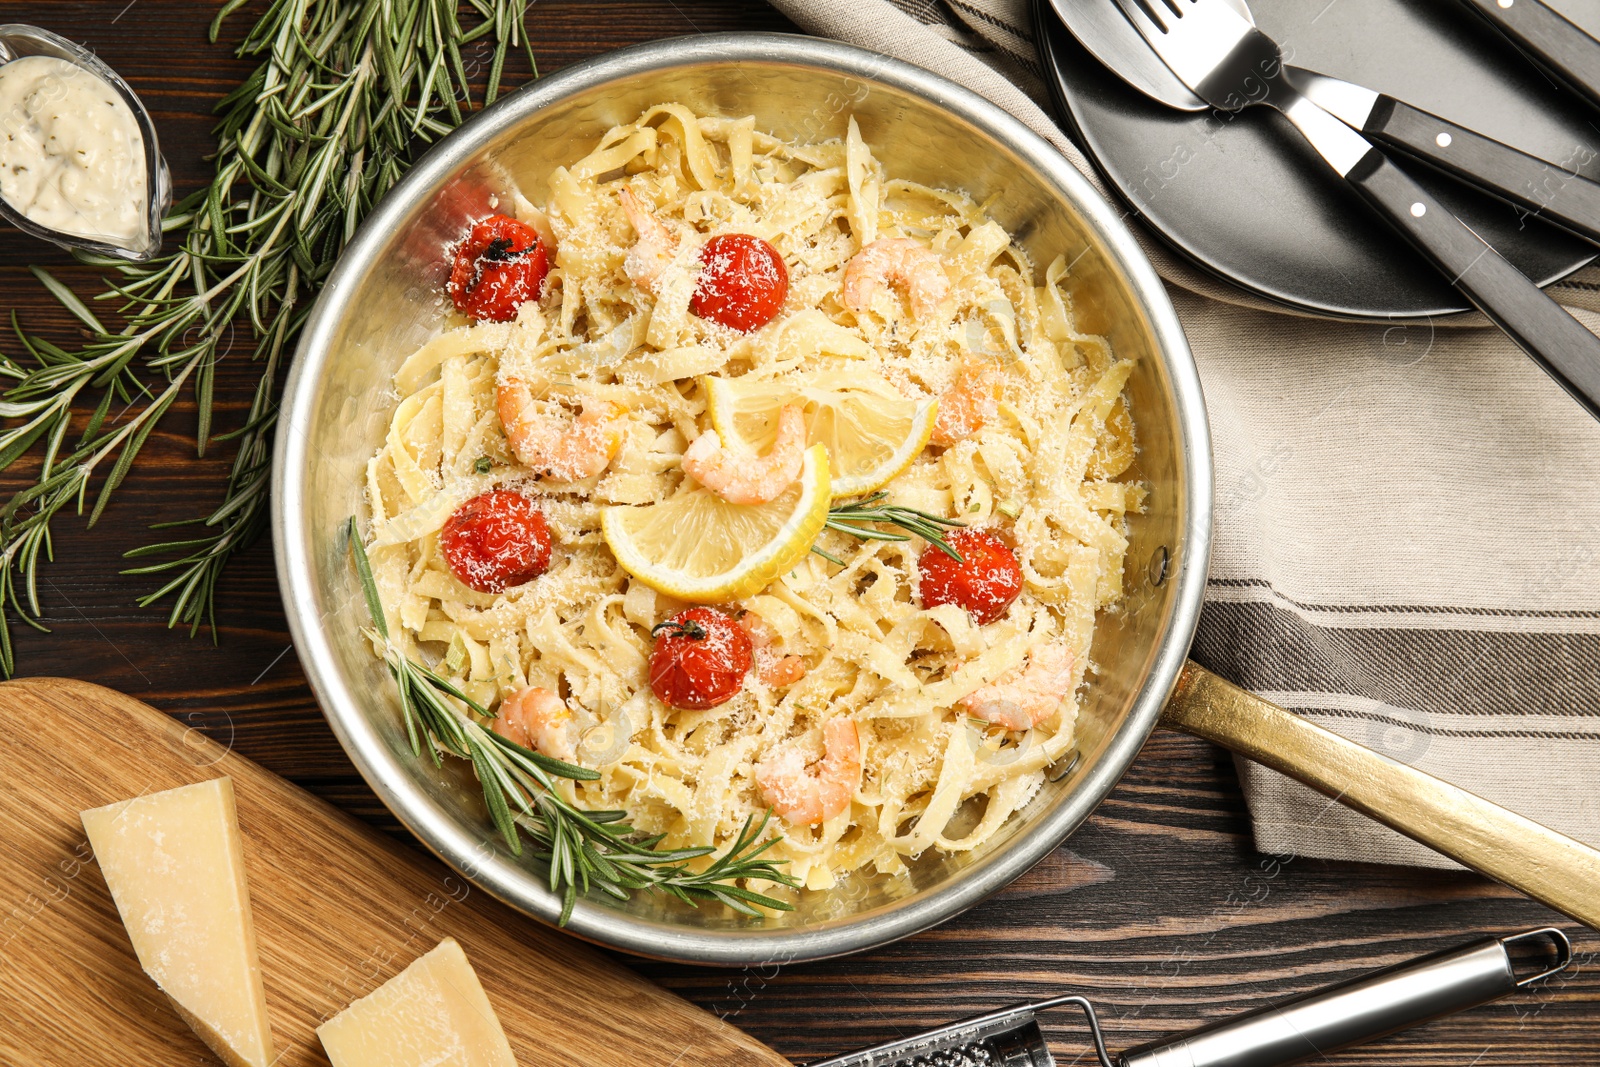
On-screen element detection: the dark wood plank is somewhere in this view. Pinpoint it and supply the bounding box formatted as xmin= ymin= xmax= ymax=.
xmin=0 ymin=3 xmax=1594 ymax=1065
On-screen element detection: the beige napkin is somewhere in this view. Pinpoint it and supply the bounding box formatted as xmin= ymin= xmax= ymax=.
xmin=772 ymin=0 xmax=1600 ymax=868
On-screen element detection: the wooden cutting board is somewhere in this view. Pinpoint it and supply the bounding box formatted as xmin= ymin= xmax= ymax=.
xmin=0 ymin=678 xmax=791 ymax=1067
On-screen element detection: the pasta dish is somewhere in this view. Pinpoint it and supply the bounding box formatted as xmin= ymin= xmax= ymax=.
xmin=360 ymin=104 xmax=1140 ymax=894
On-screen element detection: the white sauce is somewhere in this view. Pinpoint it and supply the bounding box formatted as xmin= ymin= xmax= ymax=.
xmin=0 ymin=55 xmax=147 ymax=246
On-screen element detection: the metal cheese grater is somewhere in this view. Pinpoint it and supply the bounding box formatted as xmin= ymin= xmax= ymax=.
xmin=809 ymin=929 xmax=1571 ymax=1067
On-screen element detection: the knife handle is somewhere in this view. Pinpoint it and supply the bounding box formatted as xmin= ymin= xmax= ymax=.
xmin=1345 ymin=149 xmax=1600 ymax=420
xmin=1363 ymin=96 xmax=1600 ymax=244
xmin=1458 ymin=0 xmax=1600 ymax=110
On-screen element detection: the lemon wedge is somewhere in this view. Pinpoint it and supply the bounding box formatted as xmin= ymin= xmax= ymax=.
xmin=704 ymin=368 xmax=937 ymax=498
xmin=601 ymin=444 xmax=831 ymax=602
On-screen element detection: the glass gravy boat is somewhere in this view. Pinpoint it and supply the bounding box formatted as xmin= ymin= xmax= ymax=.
xmin=0 ymin=24 xmax=171 ymax=261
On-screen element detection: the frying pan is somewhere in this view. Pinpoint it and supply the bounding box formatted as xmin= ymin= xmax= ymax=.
xmin=273 ymin=33 xmax=1600 ymax=965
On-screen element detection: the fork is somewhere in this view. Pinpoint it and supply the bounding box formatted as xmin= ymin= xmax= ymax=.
xmin=1111 ymin=0 xmax=1600 ymax=420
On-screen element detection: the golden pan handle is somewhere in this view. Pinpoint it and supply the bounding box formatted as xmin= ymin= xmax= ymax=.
xmin=1160 ymin=661 xmax=1600 ymax=931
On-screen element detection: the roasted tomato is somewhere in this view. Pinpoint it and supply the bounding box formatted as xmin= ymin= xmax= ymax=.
xmin=448 ymin=214 xmax=549 ymax=322
xmin=440 ymin=490 xmax=552 ymax=592
xmin=648 ymin=608 xmax=753 ymax=709
xmin=691 ymin=233 xmax=788 ymax=332
xmin=917 ymin=528 xmax=1023 ymax=625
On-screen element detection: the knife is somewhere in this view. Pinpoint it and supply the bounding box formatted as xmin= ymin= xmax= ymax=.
xmin=1284 ymin=68 xmax=1600 ymax=244
xmin=1456 ymin=0 xmax=1600 ymax=112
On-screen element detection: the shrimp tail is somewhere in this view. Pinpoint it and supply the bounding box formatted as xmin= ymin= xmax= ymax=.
xmin=681 ymin=403 xmax=806 ymax=505
xmin=754 ymin=718 xmax=861 ymax=826
xmin=842 ymin=237 xmax=951 ymax=320
xmin=498 ymin=378 xmax=627 ymax=481
xmin=960 ymin=642 xmax=1074 ymax=730
xmin=741 ymin=613 xmax=809 ymax=688
xmin=931 ymin=359 xmax=1000 ymax=446
xmin=492 ymin=686 xmax=578 ymax=763
xmin=620 ymin=188 xmax=678 ymax=292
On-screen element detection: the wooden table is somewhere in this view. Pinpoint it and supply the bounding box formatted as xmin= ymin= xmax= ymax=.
xmin=1 ymin=3 xmax=1593 ymax=1063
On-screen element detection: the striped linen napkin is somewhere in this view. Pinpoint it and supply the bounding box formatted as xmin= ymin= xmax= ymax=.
xmin=771 ymin=0 xmax=1600 ymax=868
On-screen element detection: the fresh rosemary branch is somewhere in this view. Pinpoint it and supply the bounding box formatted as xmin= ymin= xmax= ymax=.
xmin=815 ymin=491 xmax=967 ymax=563
xmin=0 ymin=0 xmax=540 ymax=674
xmin=346 ymin=519 xmax=797 ymax=925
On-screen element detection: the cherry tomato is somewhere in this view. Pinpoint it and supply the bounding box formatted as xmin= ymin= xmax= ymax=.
xmin=691 ymin=233 xmax=788 ymax=332
xmin=440 ymin=490 xmax=552 ymax=593
xmin=648 ymin=608 xmax=753 ymax=709
xmin=448 ymin=214 xmax=549 ymax=322
xmin=917 ymin=528 xmax=1023 ymax=625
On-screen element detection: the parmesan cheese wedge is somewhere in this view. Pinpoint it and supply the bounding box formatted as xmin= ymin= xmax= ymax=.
xmin=79 ymin=778 xmax=275 ymax=1067
xmin=318 ymin=937 xmax=518 ymax=1067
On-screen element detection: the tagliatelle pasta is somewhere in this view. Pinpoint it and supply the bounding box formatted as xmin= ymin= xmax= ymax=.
xmin=361 ymin=105 xmax=1141 ymax=894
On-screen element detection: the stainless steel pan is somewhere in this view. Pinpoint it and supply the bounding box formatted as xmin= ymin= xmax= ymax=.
xmin=273 ymin=33 xmax=1598 ymax=967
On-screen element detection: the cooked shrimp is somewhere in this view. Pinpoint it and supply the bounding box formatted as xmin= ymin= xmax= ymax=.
xmin=931 ymin=358 xmax=1000 ymax=446
xmin=681 ymin=403 xmax=806 ymax=505
xmin=491 ymin=686 xmax=578 ymax=763
xmin=497 ymin=377 xmax=626 ymax=480
xmin=754 ymin=719 xmax=861 ymax=826
xmin=619 ymin=187 xmax=678 ymax=292
xmin=842 ymin=237 xmax=950 ymax=319
xmin=741 ymin=613 xmax=808 ymax=688
xmin=960 ymin=642 xmax=1074 ymax=730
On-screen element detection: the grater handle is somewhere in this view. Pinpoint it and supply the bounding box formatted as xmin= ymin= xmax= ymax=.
xmin=1116 ymin=929 xmax=1570 ymax=1067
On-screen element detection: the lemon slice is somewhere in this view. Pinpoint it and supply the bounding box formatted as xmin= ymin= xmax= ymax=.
xmin=601 ymin=444 xmax=831 ymax=602
xmin=704 ymin=368 xmax=936 ymax=498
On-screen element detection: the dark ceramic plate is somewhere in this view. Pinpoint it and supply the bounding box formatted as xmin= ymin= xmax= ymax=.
xmin=1035 ymin=0 xmax=1600 ymax=319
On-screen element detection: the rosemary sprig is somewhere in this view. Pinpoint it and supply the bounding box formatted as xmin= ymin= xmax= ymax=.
xmin=815 ymin=491 xmax=967 ymax=563
xmin=0 ymin=0 xmax=539 ymax=674
xmin=346 ymin=518 xmax=797 ymax=924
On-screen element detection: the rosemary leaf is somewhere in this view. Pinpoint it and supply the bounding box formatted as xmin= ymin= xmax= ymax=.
xmin=28 ymin=267 xmax=107 ymax=334
xmin=820 ymin=491 xmax=967 ymax=561
xmin=810 ymin=544 xmax=847 ymax=567
xmin=347 ymin=517 xmax=388 ymax=641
